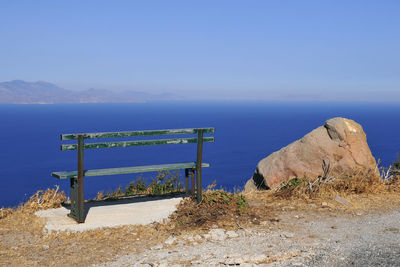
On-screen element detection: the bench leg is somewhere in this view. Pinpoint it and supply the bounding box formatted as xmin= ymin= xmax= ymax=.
xmin=69 ymin=178 xmax=79 ymax=220
xmin=69 ymin=177 xmax=84 ymax=223
xmin=185 ymin=169 xmax=189 ymax=195
xmin=196 ymin=167 xmax=202 ymax=203
xmin=68 ymin=135 xmax=85 ymax=223
xmin=185 ymin=168 xmax=196 ymax=196
xmin=76 ymin=135 xmax=85 ymax=223
xmin=196 ymin=130 xmax=204 ymax=203
xmin=76 ymin=177 xmax=84 ymax=223
xmin=191 ymin=169 xmax=196 ymax=196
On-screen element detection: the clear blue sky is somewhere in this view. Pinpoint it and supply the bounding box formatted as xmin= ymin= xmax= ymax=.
xmin=1 ymin=1 xmax=399 ymax=101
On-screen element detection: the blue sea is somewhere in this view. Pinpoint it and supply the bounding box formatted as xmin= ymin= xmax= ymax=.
xmin=1 ymin=101 xmax=399 ymax=208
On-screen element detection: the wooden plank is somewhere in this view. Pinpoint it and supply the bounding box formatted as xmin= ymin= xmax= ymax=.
xmin=61 ymin=128 xmax=215 ymax=140
xmin=52 ymin=162 xmax=210 ymax=179
xmin=61 ymin=137 xmax=215 ymax=151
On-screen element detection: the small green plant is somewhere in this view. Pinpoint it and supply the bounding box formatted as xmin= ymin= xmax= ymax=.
xmin=206 ymin=190 xmax=231 ymax=204
xmin=222 ymin=195 xmax=230 ymax=204
xmin=98 ymin=170 xmax=184 ymax=200
xmin=236 ymin=194 xmax=248 ymax=209
xmin=147 ymin=170 xmax=182 ymax=195
xmin=279 ymin=177 xmax=307 ymax=191
xmin=204 ymin=190 xmax=248 ymax=212
xmin=105 ymin=186 xmax=124 ymax=198
xmin=116 ymin=186 xmax=123 ymax=195
xmin=125 ymin=176 xmax=147 ymax=195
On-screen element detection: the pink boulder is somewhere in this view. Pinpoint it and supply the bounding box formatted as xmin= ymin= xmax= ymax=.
xmin=245 ymin=117 xmax=378 ymax=191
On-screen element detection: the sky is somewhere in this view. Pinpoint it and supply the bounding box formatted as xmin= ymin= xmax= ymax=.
xmin=1 ymin=1 xmax=399 ymax=102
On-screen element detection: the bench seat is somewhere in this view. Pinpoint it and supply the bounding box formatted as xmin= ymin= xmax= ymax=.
xmin=52 ymin=162 xmax=210 ymax=179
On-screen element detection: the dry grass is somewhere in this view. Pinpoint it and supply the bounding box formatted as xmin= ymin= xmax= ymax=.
xmin=0 ymin=188 xmax=255 ymax=266
xmin=0 ymin=186 xmax=66 ymax=220
xmin=1 ymin=172 xmax=400 ymax=266
xmin=273 ymin=169 xmax=400 ymax=199
xmin=0 ymin=214 xmax=165 ymax=266
xmin=244 ymin=170 xmax=400 ymax=213
xmin=22 ymin=186 xmax=67 ymax=212
xmin=0 ymin=188 xmax=266 ymax=266
xmin=0 ymin=208 xmax=13 ymax=220
xmin=0 ymin=188 xmax=169 ymax=266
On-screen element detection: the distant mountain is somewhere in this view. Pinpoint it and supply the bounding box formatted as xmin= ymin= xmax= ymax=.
xmin=0 ymin=80 xmax=176 ymax=104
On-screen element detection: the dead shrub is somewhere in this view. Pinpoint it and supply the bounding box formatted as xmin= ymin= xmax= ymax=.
xmin=0 ymin=208 xmax=14 ymax=219
xmin=273 ymin=168 xmax=400 ymax=201
xmin=170 ymin=190 xmax=253 ymax=230
xmin=1 ymin=186 xmax=66 ymax=219
xmin=329 ymin=171 xmax=387 ymax=194
xmin=22 ymin=185 xmax=66 ymax=213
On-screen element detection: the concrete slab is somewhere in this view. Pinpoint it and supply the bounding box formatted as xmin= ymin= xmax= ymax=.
xmin=35 ymin=196 xmax=183 ymax=232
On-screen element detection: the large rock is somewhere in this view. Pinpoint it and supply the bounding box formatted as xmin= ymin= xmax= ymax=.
xmin=245 ymin=117 xmax=378 ymax=191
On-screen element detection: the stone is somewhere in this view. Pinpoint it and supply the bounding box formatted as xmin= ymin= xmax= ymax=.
xmin=224 ymin=257 xmax=244 ymax=265
xmin=280 ymin=232 xmax=295 ymax=238
xmin=151 ymin=244 xmax=163 ymax=250
xmin=183 ymin=235 xmax=194 ymax=241
xmin=193 ymin=234 xmax=202 ymax=240
xmin=252 ymin=254 xmax=267 ymax=262
xmin=208 ymin=228 xmax=227 ymax=241
xmin=202 ymin=233 xmax=211 ymax=239
xmin=226 ymin=230 xmax=239 ymax=238
xmin=334 ymin=195 xmax=352 ymax=207
xmin=245 ymin=117 xmax=378 ymax=190
xmin=164 ymin=236 xmax=176 ymax=245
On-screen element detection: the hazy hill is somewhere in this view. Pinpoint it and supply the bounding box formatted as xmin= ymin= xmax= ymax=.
xmin=0 ymin=80 xmax=176 ymax=104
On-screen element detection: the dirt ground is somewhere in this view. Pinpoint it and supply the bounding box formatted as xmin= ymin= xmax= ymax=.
xmin=94 ymin=198 xmax=400 ymax=267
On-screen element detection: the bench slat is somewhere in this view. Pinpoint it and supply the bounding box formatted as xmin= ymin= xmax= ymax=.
xmin=52 ymin=162 xmax=210 ymax=179
xmin=61 ymin=137 xmax=214 ymax=151
xmin=61 ymin=128 xmax=215 ymax=140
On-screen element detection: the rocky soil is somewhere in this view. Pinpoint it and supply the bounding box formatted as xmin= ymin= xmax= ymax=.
xmin=2 ymin=186 xmax=399 ymax=266
xmin=93 ymin=207 xmax=400 ymax=267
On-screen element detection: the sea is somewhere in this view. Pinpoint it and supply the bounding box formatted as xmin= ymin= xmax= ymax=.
xmin=1 ymin=101 xmax=399 ymax=208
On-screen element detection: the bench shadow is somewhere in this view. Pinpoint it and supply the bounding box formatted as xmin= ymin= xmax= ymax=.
xmin=62 ymin=192 xmax=187 ymax=222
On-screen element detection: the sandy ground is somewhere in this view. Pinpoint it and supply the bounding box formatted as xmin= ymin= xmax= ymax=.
xmin=93 ymin=206 xmax=400 ymax=267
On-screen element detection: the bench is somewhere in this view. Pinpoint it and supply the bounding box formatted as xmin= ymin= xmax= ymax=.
xmin=52 ymin=127 xmax=215 ymax=223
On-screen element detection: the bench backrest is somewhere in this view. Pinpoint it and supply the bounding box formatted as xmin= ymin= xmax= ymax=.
xmin=60 ymin=127 xmax=215 ymax=151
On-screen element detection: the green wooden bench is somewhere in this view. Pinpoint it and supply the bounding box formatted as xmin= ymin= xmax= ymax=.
xmin=51 ymin=127 xmax=215 ymax=223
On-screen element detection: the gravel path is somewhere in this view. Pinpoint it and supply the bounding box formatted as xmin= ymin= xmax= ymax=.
xmin=93 ymin=207 xmax=400 ymax=267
